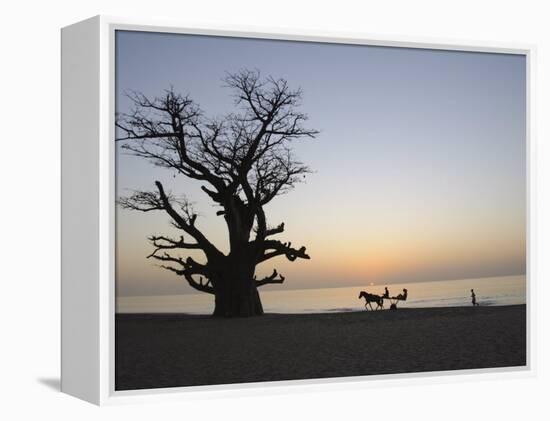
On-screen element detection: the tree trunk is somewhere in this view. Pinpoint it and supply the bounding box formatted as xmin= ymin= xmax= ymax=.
xmin=212 ymin=259 xmax=264 ymax=317
xmin=213 ymin=281 xmax=263 ymax=317
xmin=212 ymin=198 xmax=264 ymax=317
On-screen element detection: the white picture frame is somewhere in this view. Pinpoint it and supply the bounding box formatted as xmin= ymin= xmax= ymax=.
xmin=61 ymin=15 xmax=535 ymax=405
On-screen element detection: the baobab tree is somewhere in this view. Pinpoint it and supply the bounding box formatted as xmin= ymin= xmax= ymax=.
xmin=116 ymin=70 xmax=318 ymax=317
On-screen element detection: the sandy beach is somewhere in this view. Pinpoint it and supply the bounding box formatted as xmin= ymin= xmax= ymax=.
xmin=115 ymin=305 xmax=526 ymax=390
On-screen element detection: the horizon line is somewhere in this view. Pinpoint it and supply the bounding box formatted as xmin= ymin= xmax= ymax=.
xmin=117 ymin=272 xmax=526 ymax=299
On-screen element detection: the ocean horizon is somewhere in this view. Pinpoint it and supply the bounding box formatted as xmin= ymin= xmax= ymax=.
xmin=117 ymin=274 xmax=526 ymax=314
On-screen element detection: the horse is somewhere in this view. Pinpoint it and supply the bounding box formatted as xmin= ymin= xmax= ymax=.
xmin=358 ymin=291 xmax=384 ymax=311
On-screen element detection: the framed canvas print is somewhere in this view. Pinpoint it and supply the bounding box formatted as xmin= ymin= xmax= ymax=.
xmin=61 ymin=16 xmax=534 ymax=405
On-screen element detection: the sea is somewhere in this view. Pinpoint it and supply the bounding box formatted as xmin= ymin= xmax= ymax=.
xmin=116 ymin=274 xmax=526 ymax=314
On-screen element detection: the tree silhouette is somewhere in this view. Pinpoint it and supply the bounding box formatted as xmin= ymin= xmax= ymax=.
xmin=116 ymin=70 xmax=318 ymax=317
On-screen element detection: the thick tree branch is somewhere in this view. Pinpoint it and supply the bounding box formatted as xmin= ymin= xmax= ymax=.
xmin=265 ymin=222 xmax=285 ymax=237
xmin=161 ymin=265 xmax=215 ymax=294
xmin=258 ymin=240 xmax=310 ymax=263
xmin=153 ymin=181 xmax=223 ymax=259
xmin=255 ymin=269 xmax=285 ymax=287
xmin=154 ymin=254 xmax=215 ymax=294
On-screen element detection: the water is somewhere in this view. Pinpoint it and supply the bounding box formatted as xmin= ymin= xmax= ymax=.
xmin=117 ymin=275 xmax=526 ymax=314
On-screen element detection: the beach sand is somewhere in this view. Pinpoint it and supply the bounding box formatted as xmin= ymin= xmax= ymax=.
xmin=115 ymin=305 xmax=526 ymax=390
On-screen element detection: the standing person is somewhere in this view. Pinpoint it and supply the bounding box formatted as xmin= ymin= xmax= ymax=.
xmin=471 ymin=289 xmax=479 ymax=306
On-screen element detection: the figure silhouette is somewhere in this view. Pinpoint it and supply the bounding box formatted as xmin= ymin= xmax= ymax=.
xmin=383 ymin=287 xmax=390 ymax=299
xmin=387 ymin=288 xmax=408 ymax=310
xmin=471 ymin=289 xmax=479 ymax=306
xmin=396 ymin=288 xmax=408 ymax=301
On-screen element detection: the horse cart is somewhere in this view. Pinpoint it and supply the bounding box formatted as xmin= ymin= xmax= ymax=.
xmin=359 ymin=288 xmax=408 ymax=310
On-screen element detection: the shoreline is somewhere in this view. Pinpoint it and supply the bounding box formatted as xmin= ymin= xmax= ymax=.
xmin=116 ymin=303 xmax=525 ymax=317
xmin=116 ymin=275 xmax=526 ymax=314
xmin=116 ymin=305 xmax=526 ymax=391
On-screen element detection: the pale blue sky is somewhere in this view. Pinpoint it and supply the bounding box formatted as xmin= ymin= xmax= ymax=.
xmin=115 ymin=30 xmax=526 ymax=297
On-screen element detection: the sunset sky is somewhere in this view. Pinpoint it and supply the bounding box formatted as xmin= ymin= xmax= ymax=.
xmin=115 ymin=30 xmax=526 ymax=297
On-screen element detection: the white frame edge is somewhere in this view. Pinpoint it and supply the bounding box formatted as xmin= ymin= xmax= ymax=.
xmin=61 ymin=15 xmax=536 ymax=406
xmin=61 ymin=16 xmax=101 ymax=404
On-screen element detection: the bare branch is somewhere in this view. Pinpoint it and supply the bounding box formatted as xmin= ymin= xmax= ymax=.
xmin=255 ymin=222 xmax=285 ymax=237
xmin=147 ymin=235 xmax=202 ymax=258
xmin=117 ymin=191 xmax=164 ymax=212
xmin=153 ymin=181 xmax=223 ymax=259
xmin=258 ymin=240 xmax=310 ymax=263
xmin=255 ymin=269 xmax=285 ymax=287
xmin=154 ymin=254 xmax=215 ymax=294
